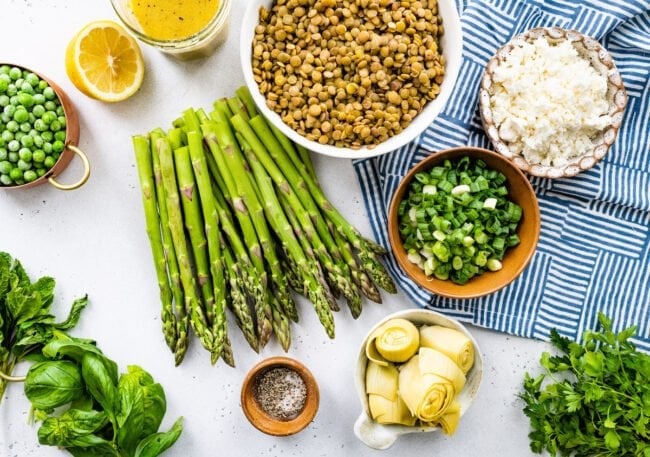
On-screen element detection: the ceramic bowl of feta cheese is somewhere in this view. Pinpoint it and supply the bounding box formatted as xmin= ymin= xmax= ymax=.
xmin=479 ymin=27 xmax=627 ymax=178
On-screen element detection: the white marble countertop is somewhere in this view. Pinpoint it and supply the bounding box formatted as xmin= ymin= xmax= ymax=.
xmin=0 ymin=1 xmax=546 ymax=456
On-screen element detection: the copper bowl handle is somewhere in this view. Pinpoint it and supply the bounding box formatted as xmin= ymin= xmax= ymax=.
xmin=47 ymin=145 xmax=90 ymax=191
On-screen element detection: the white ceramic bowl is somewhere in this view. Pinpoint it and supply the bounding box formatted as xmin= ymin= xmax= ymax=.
xmin=353 ymin=309 xmax=483 ymax=450
xmin=240 ymin=0 xmax=463 ymax=159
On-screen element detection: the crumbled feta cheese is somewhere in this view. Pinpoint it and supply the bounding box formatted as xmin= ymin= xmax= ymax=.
xmin=489 ymin=37 xmax=611 ymax=167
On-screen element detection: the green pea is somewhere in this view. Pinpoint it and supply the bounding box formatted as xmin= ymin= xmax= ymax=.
xmin=0 ymin=95 xmax=9 ymax=107
xmin=41 ymin=131 xmax=53 ymax=142
xmin=0 ymin=65 xmax=9 ymax=74
xmin=1 ymin=131 xmax=13 ymax=142
xmin=8 ymin=151 xmax=18 ymax=162
xmin=36 ymin=168 xmax=46 ymax=177
xmin=43 ymin=87 xmax=56 ymax=100
xmin=17 ymin=92 xmax=34 ymax=108
xmin=50 ymin=120 xmax=62 ymax=132
xmin=32 ymin=93 xmax=45 ymax=105
xmin=9 ymin=95 xmax=18 ymax=106
xmin=25 ymin=73 xmax=39 ymax=86
xmin=6 ymin=120 xmax=19 ymax=132
xmin=0 ymin=112 xmax=10 ymax=124
xmin=0 ymin=160 xmax=11 ymax=174
xmin=0 ymin=148 xmax=6 ymax=160
xmin=6 ymin=84 xmax=17 ymax=97
xmin=32 ymin=104 xmax=45 ymax=117
xmin=57 ymin=116 xmax=67 ymax=128
xmin=20 ymin=122 xmax=31 ymax=133
xmin=54 ymin=131 xmax=66 ymax=142
xmin=52 ymin=140 xmax=64 ymax=153
xmin=43 ymin=156 xmax=56 ymax=168
xmin=44 ymin=100 xmax=56 ymax=111
xmin=0 ymin=174 xmax=12 ymax=186
xmin=43 ymin=142 xmax=53 ymax=153
xmin=8 ymin=67 xmax=21 ymax=81
xmin=13 ymin=109 xmax=29 ymax=123
xmin=7 ymin=140 xmax=19 ymax=152
xmin=20 ymin=135 xmax=34 ymax=148
xmin=9 ymin=167 xmax=22 ymax=180
xmin=56 ymin=106 xmax=65 ymax=116
xmin=0 ymin=79 xmax=7 ymax=93
xmin=33 ymin=135 xmax=43 ymax=147
xmin=0 ymin=73 xmax=10 ymax=83
xmin=32 ymin=149 xmax=45 ymax=162
xmin=34 ymin=119 xmax=47 ymax=132
xmin=14 ymin=132 xmax=24 ymax=141
xmin=15 ymin=78 xmax=24 ymax=89
xmin=18 ymin=148 xmax=32 ymax=161
xmin=17 ymin=159 xmax=31 ymax=170
xmin=41 ymin=111 xmax=55 ymax=124
xmin=23 ymin=169 xmax=37 ymax=182
xmin=20 ymin=82 xmax=34 ymax=94
xmin=3 ymin=105 xmax=16 ymax=117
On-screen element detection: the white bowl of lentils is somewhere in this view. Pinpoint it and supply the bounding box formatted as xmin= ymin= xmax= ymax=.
xmin=240 ymin=0 xmax=463 ymax=159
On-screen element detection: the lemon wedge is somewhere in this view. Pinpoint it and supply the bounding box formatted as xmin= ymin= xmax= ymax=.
xmin=65 ymin=20 xmax=144 ymax=102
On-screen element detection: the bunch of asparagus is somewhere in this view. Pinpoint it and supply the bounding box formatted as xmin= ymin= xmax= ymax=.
xmin=133 ymin=87 xmax=396 ymax=366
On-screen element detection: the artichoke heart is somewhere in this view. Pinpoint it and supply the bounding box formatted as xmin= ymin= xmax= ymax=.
xmin=419 ymin=325 xmax=475 ymax=374
xmin=365 ymin=318 xmax=420 ymax=365
xmin=435 ymin=401 xmax=461 ymax=435
xmin=365 ymin=361 xmax=399 ymax=401
xmin=398 ymin=354 xmax=457 ymax=422
xmin=418 ymin=347 xmax=466 ymax=393
xmin=368 ymin=394 xmax=417 ymax=426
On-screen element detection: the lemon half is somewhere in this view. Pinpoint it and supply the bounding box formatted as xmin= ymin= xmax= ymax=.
xmin=65 ymin=20 xmax=144 ymax=103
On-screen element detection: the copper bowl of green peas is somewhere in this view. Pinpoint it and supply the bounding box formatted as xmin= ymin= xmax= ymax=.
xmin=0 ymin=63 xmax=90 ymax=190
xmin=387 ymin=146 xmax=541 ymax=299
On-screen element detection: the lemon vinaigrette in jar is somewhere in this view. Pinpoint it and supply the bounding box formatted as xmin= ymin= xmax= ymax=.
xmin=110 ymin=0 xmax=231 ymax=60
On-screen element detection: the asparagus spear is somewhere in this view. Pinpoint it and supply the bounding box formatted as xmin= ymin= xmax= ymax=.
xmin=132 ymin=135 xmax=178 ymax=354
xmin=201 ymin=121 xmax=273 ymax=347
xmin=237 ymin=132 xmax=336 ymax=337
xmin=231 ymin=115 xmax=357 ymax=307
xmin=187 ymin=131 xmax=228 ymax=364
xmin=247 ymin=114 xmax=396 ymax=294
xmin=211 ymin=119 xmax=293 ymax=323
xmin=151 ymin=130 xmax=189 ymax=365
xmin=221 ymin=238 xmax=258 ymax=352
xmin=157 ymin=138 xmax=214 ymax=353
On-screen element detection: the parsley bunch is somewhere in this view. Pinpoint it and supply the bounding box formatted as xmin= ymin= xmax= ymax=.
xmin=521 ymin=313 xmax=650 ymax=456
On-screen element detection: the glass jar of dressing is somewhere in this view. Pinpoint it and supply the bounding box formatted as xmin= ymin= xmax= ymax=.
xmin=110 ymin=0 xmax=231 ymax=60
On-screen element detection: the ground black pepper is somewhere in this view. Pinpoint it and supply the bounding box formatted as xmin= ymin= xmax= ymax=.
xmin=254 ymin=367 xmax=307 ymax=420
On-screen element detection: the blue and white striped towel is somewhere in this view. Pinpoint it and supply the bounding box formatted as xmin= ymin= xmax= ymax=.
xmin=353 ymin=0 xmax=650 ymax=351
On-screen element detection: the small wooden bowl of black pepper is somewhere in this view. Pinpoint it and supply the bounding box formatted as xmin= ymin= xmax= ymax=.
xmin=241 ymin=356 xmax=319 ymax=436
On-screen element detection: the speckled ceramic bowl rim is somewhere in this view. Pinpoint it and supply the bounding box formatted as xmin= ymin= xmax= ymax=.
xmin=478 ymin=27 xmax=627 ymax=179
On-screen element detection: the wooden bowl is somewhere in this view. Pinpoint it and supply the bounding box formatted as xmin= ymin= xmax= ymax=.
xmin=241 ymin=356 xmax=319 ymax=436
xmin=478 ymin=27 xmax=627 ymax=178
xmin=1 ymin=64 xmax=90 ymax=191
xmin=387 ymin=147 xmax=540 ymax=299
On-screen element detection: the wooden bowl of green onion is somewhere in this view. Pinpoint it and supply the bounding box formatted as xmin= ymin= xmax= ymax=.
xmin=387 ymin=146 xmax=540 ymax=299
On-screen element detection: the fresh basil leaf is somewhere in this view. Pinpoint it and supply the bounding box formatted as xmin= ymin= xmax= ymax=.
xmin=10 ymin=259 xmax=31 ymax=289
xmin=134 ymin=417 xmax=183 ymax=457
xmin=24 ymin=360 xmax=84 ymax=411
xmin=6 ymin=286 xmax=43 ymax=324
xmin=116 ymin=372 xmax=146 ymax=454
xmin=43 ymin=333 xmax=104 ymax=363
xmin=14 ymin=322 xmax=55 ymax=347
xmin=55 ymin=295 xmax=89 ymax=331
xmin=81 ymin=352 xmax=118 ymax=421
xmin=37 ymin=409 xmax=109 ymax=447
xmin=126 ymin=366 xmax=166 ymax=437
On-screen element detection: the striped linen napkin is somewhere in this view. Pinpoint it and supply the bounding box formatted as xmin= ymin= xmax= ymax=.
xmin=353 ymin=0 xmax=650 ymax=351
